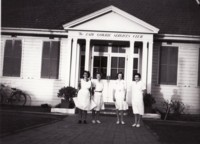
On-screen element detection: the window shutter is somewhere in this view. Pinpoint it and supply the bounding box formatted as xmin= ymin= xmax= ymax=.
xmin=167 ymin=47 xmax=178 ymax=84
xmin=159 ymin=46 xmax=178 ymax=85
xmin=3 ymin=40 xmax=13 ymax=76
xmin=41 ymin=41 xmax=60 ymax=79
xmin=41 ymin=42 xmax=51 ymax=78
xmin=50 ymin=41 xmax=60 ymax=78
xmin=159 ymin=46 xmax=168 ymax=84
xmin=13 ymin=40 xmax=22 ymax=76
xmin=3 ymin=40 xmax=22 ymax=77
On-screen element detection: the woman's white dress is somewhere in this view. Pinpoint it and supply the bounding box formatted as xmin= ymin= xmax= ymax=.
xmin=73 ymin=79 xmax=96 ymax=111
xmin=114 ymin=80 xmax=128 ymax=110
xmin=132 ymin=81 xmax=146 ymax=115
xmin=92 ymin=80 xmax=105 ymax=111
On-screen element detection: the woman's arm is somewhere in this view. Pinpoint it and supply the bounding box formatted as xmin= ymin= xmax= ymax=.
xmin=124 ymin=81 xmax=127 ymax=101
xmin=78 ymin=80 xmax=81 ymax=90
xmin=113 ymin=89 xmax=116 ymax=102
xmin=124 ymin=89 xmax=127 ymax=101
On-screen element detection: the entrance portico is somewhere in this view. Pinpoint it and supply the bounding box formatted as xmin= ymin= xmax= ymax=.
xmin=64 ymin=6 xmax=159 ymax=104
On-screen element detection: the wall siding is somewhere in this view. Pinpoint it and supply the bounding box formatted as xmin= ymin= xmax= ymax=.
xmin=152 ymin=42 xmax=200 ymax=114
xmin=0 ymin=36 xmax=71 ymax=106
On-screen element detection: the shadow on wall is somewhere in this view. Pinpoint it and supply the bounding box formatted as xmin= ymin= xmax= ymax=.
xmin=171 ymin=89 xmax=181 ymax=101
xmin=156 ymin=87 xmax=191 ymax=119
xmin=24 ymin=91 xmax=32 ymax=106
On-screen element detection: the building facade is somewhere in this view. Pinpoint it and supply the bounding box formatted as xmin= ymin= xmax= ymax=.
xmin=1 ymin=0 xmax=200 ymax=114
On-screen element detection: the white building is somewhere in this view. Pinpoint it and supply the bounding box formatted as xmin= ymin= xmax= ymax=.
xmin=1 ymin=0 xmax=200 ymax=114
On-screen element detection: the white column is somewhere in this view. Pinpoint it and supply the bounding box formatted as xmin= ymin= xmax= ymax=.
xmin=70 ymin=38 xmax=78 ymax=87
xmin=127 ymin=40 xmax=135 ymax=103
xmin=84 ymin=39 xmax=91 ymax=71
xmin=65 ymin=37 xmax=72 ymax=86
xmin=147 ymin=41 xmax=153 ymax=93
xmin=128 ymin=40 xmax=135 ymax=82
xmin=142 ymin=41 xmax=148 ymax=88
xmin=75 ymin=43 xmax=81 ymax=89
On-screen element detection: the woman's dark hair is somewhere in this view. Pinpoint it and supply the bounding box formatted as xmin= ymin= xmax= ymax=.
xmin=96 ymin=72 xmax=102 ymax=76
xmin=116 ymin=72 xmax=124 ymax=79
xmin=83 ymin=70 xmax=90 ymax=78
xmin=134 ymin=73 xmax=141 ymax=78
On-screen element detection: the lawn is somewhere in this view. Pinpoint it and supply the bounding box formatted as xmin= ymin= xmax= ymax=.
xmin=143 ymin=120 xmax=200 ymax=144
xmin=0 ymin=110 xmax=66 ymax=137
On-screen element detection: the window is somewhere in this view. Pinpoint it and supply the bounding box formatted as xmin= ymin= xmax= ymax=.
xmin=80 ymin=55 xmax=85 ymax=78
xmin=93 ymin=56 xmax=107 ymax=79
xmin=133 ymin=58 xmax=139 ymax=81
xmin=112 ymin=46 xmax=125 ymax=53
xmin=159 ymin=46 xmax=178 ymax=85
xmin=3 ymin=40 xmax=22 ymax=77
xmin=41 ymin=41 xmax=60 ymax=79
xmin=198 ymin=49 xmax=200 ymax=86
xmin=94 ymin=45 xmax=108 ymax=52
xmin=110 ymin=57 xmax=125 ymax=79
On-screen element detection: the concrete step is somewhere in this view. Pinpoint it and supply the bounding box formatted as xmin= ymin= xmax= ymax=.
xmin=101 ymin=103 xmax=130 ymax=115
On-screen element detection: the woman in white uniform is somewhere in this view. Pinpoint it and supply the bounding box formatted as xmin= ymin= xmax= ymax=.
xmin=91 ymin=72 xmax=104 ymax=124
xmin=73 ymin=71 xmax=96 ymax=124
xmin=132 ymin=73 xmax=146 ymax=127
xmin=113 ymin=72 xmax=128 ymax=125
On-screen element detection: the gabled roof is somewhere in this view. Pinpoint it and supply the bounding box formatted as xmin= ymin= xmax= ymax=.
xmin=63 ymin=6 xmax=159 ymax=33
xmin=2 ymin=0 xmax=200 ymax=35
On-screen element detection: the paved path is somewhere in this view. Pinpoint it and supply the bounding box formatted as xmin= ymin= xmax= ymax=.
xmin=0 ymin=115 xmax=160 ymax=144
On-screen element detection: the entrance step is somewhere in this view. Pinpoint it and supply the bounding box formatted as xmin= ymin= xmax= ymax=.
xmin=101 ymin=103 xmax=129 ymax=116
xmin=101 ymin=103 xmax=116 ymax=115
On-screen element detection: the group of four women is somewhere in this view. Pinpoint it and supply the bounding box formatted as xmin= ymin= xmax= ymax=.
xmin=73 ymin=70 xmax=146 ymax=128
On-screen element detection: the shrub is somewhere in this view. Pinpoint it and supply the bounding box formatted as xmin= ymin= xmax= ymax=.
xmin=162 ymin=100 xmax=185 ymax=120
xmin=143 ymin=93 xmax=156 ymax=113
xmin=57 ymin=86 xmax=77 ymax=108
xmin=143 ymin=93 xmax=156 ymax=107
xmin=170 ymin=100 xmax=185 ymax=116
xmin=57 ymin=86 xmax=77 ymax=101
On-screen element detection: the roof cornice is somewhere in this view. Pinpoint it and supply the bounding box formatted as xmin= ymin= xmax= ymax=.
xmin=1 ymin=27 xmax=68 ymax=36
xmin=155 ymin=34 xmax=200 ymax=42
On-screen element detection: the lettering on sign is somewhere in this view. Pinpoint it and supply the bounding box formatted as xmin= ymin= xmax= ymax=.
xmin=78 ymin=32 xmax=143 ymax=39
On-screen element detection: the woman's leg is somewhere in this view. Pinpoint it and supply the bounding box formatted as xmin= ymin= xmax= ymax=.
xmin=92 ymin=110 xmax=95 ymax=120
xmin=96 ymin=111 xmax=101 ymax=123
xmin=83 ymin=110 xmax=87 ymax=121
xmin=120 ymin=110 xmax=125 ymax=124
xmin=120 ymin=111 xmax=123 ymax=121
xmin=132 ymin=114 xmax=137 ymax=126
xmin=134 ymin=114 xmax=137 ymax=124
xmin=78 ymin=109 xmax=83 ymax=123
xmin=137 ymin=115 xmax=142 ymax=125
xmin=92 ymin=110 xmax=96 ymax=123
xmin=96 ymin=111 xmax=100 ymax=120
xmin=79 ymin=109 xmax=83 ymax=120
xmin=116 ymin=110 xmax=120 ymax=124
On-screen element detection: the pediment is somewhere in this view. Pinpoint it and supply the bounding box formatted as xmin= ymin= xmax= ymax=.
xmin=63 ymin=6 xmax=159 ymax=33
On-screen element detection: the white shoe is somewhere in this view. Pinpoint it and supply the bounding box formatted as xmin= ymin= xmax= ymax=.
xmin=132 ymin=123 xmax=136 ymax=127
xmin=116 ymin=121 xmax=120 ymax=124
xmin=92 ymin=120 xmax=96 ymax=124
xmin=121 ymin=121 xmax=125 ymax=125
xmin=96 ymin=120 xmax=101 ymax=124
xmin=136 ymin=124 xmax=140 ymax=127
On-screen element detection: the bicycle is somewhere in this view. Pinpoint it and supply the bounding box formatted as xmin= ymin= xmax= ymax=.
xmin=0 ymin=84 xmax=27 ymax=106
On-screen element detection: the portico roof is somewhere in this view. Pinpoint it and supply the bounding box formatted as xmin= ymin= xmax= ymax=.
xmin=63 ymin=6 xmax=159 ymax=34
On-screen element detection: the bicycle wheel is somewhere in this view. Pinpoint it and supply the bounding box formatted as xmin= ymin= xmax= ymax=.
xmin=11 ymin=92 xmax=27 ymax=106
